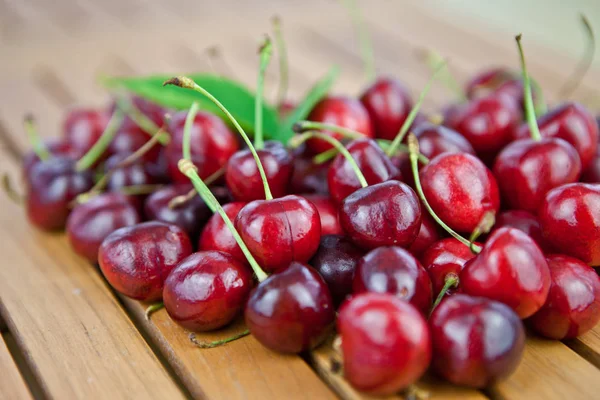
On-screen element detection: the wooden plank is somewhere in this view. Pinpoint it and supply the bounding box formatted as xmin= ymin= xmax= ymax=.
xmin=566 ymin=326 xmax=600 ymax=368
xmin=0 ymin=334 xmax=33 ymax=400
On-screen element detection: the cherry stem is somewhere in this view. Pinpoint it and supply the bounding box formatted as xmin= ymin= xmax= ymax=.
xmin=515 ymin=34 xmax=542 ymax=142
xmin=189 ymin=329 xmax=250 ymax=349
xmin=183 ymin=102 xmax=199 ymax=162
xmin=272 ymin=16 xmax=289 ymax=110
xmin=24 ymin=115 xmax=51 ymax=161
xmin=407 ymin=133 xmax=482 ymax=253
xmin=168 ymin=167 xmax=225 ymax=210
xmin=313 ymin=148 xmax=339 ymax=165
xmin=75 ymin=110 xmax=124 ymax=172
xmin=254 ymin=37 xmax=273 ymax=150
xmin=386 ymin=61 xmax=446 ymax=157
xmin=416 ymin=48 xmax=466 ymax=102
xmin=293 ymin=120 xmax=366 ymax=139
xmin=2 ymin=173 xmax=23 ymax=205
xmin=165 ymin=76 xmax=274 ymax=201
xmin=341 ymin=0 xmax=375 ymax=82
xmin=429 ymin=273 xmax=459 ymax=317
xmin=290 ymin=131 xmax=368 ymax=188
xmin=145 ymin=302 xmax=164 ymax=321
xmin=377 ymin=139 xmax=429 ymax=164
xmin=468 ymin=211 xmax=495 ymax=253
xmin=114 ymin=95 xmax=170 ymax=145
xmin=558 ymin=14 xmax=596 ymax=99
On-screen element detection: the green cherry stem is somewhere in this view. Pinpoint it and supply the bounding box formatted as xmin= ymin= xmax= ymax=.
xmin=417 ymin=48 xmax=467 ymax=102
xmin=144 ymin=302 xmax=164 ymax=321
xmin=2 ymin=173 xmax=23 ymax=205
xmin=75 ymin=110 xmax=124 ymax=172
xmin=377 ymin=139 xmax=429 ymax=165
xmin=429 ymin=273 xmax=459 ymax=317
xmin=558 ymin=14 xmax=596 ymax=99
xmin=164 ymin=76 xmax=274 ymax=201
xmin=183 ymin=102 xmax=199 ymax=161
xmin=515 ymin=34 xmax=542 ymax=142
xmin=254 ymin=37 xmax=273 ymax=150
xmin=189 ymin=329 xmax=250 ymax=349
xmin=313 ymin=148 xmax=339 ymax=165
xmin=407 ymin=133 xmax=482 ymax=254
xmin=167 ymin=167 xmax=225 ymax=209
xmin=114 ymin=95 xmax=170 ymax=145
xmin=272 ymin=16 xmax=289 ymax=110
xmin=292 ymin=120 xmax=366 ymax=139
xmin=385 ymin=61 xmax=446 ymax=157
xmin=290 ymin=131 xmax=368 ymax=188
xmin=341 ymin=0 xmax=376 ymax=82
xmin=468 ymin=211 xmax=495 ymax=253
xmin=24 ymin=115 xmax=51 ymax=161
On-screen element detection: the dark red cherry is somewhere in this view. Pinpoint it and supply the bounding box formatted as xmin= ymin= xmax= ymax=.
xmin=407 ymin=212 xmax=441 ymax=259
xmin=63 ymin=108 xmax=108 ymax=154
xmin=420 ymin=153 xmax=500 ymax=233
xmin=328 ymin=138 xmax=401 ymax=204
xmin=539 ymin=183 xmax=600 ymax=266
xmin=66 ymin=193 xmax=141 ymax=262
xmin=412 ymin=122 xmax=476 ymax=158
xmin=163 ymin=251 xmax=252 ymax=332
xmin=98 ymin=221 xmax=193 ymax=302
xmin=461 ymin=227 xmax=551 ymax=318
xmin=309 ymin=235 xmax=364 ymax=306
xmin=109 ymin=96 xmax=166 ymax=132
xmin=514 ymin=102 xmax=599 ymax=169
xmin=493 ymin=138 xmax=581 ymax=212
xmin=581 ymin=145 xmax=600 ymax=183
xmin=166 ymin=110 xmax=239 ymax=183
xmin=353 ymin=246 xmax=432 ymax=315
xmin=25 ymin=157 xmax=94 ymax=231
xmin=421 ymin=238 xmax=475 ymax=296
xmin=360 ymin=77 xmax=413 ymax=140
xmin=529 ymin=254 xmax=600 ymax=339
xmin=302 ymin=194 xmax=342 ymax=235
xmin=306 ymin=96 xmax=374 ymax=154
xmin=337 ymin=293 xmax=431 ymax=395
xmin=22 ymin=139 xmax=81 ymax=177
xmin=430 ymin=294 xmax=525 ymax=388
xmin=465 ymin=68 xmax=516 ymax=99
xmin=108 ymin=124 xmax=162 ymax=164
xmin=493 ymin=210 xmax=550 ymax=253
xmin=245 ymin=262 xmax=334 ymax=353
xmin=103 ymin=153 xmax=157 ymax=192
xmin=199 ymin=202 xmax=248 ymax=264
xmin=225 ymin=141 xmax=293 ymax=201
xmin=339 ymin=180 xmax=421 ymax=250
xmin=289 ymin=155 xmax=330 ymax=195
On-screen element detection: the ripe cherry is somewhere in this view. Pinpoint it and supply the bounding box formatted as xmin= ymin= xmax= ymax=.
xmin=421 ymin=238 xmax=475 ymax=296
xmin=430 ymin=294 xmax=525 ymax=387
xmin=465 ymin=67 xmax=518 ymax=100
xmin=198 ymin=202 xmax=247 ymax=264
xmin=581 ymin=144 xmax=600 ymax=183
xmin=337 ymin=293 xmax=431 ymax=395
xmin=98 ymin=221 xmax=193 ymax=302
xmin=63 ymin=108 xmax=108 ymax=155
xmin=493 ymin=210 xmax=550 ymax=252
xmin=302 ymin=194 xmax=342 ymax=235
xmin=289 ymin=155 xmax=330 ymax=195
xmin=407 ymin=212 xmax=441 ymax=258
xmin=360 ymin=77 xmax=412 ymax=140
xmin=529 ymin=254 xmax=600 ymax=339
xmin=23 ymin=139 xmax=80 ymax=177
xmin=103 ymin=153 xmax=157 ymax=193
xmin=108 ymin=124 xmax=162 ymax=164
xmin=163 ymin=251 xmax=252 ymax=331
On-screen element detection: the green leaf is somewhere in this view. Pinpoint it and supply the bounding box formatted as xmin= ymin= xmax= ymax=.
xmin=103 ymin=74 xmax=281 ymax=140
xmin=278 ymin=66 xmax=340 ymax=143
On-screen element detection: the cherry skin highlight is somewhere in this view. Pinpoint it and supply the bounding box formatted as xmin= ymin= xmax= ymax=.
xmin=302 ymin=194 xmax=342 ymax=235
xmin=199 ymin=202 xmax=248 ymax=265
xmin=103 ymin=153 xmax=157 ymax=194
xmin=421 ymin=238 xmax=475 ymax=296
xmin=163 ymin=251 xmax=252 ymax=332
xmin=337 ymin=293 xmax=431 ymax=395
xmin=22 ymin=139 xmax=81 ymax=177
xmin=63 ymin=108 xmax=108 ymax=155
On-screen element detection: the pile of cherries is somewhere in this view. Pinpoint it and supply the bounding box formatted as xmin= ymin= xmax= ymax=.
xmin=16 ymin=31 xmax=600 ymax=397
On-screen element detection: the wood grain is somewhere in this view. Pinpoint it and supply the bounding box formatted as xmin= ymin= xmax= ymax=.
xmin=0 ymin=334 xmax=33 ymax=400
xmin=567 ymin=325 xmax=600 ymax=368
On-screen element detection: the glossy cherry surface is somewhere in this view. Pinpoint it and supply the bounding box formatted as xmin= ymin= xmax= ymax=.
xmin=22 ymin=140 xmax=80 ymax=177
xmin=465 ymin=68 xmax=516 ymax=99
xmin=225 ymin=141 xmax=293 ymax=201
xmin=199 ymin=202 xmax=248 ymax=264
xmin=353 ymin=246 xmax=432 ymax=315
xmin=421 ymin=238 xmax=475 ymax=296
xmin=245 ymin=262 xmax=334 ymax=353
xmin=529 ymin=254 xmax=600 ymax=339
xmin=163 ymin=251 xmax=252 ymax=332
xmin=108 ymin=125 xmax=162 ymax=163
xmin=337 ymin=293 xmax=431 ymax=395
xmin=98 ymin=221 xmax=193 ymax=302
xmin=309 ymin=235 xmax=364 ymax=306
xmin=66 ymin=193 xmax=140 ymax=262
xmin=103 ymin=153 xmax=157 ymax=193
xmin=407 ymin=212 xmax=441 ymax=259
xmin=63 ymin=108 xmax=108 ymax=155
xmin=581 ymin=145 xmax=600 ymax=183
xmin=420 ymin=153 xmax=500 ymax=233
xmin=492 ymin=210 xmax=550 ymax=253
xmin=539 ymin=183 xmax=600 ymax=266
xmin=412 ymin=122 xmax=476 ymax=158
xmin=430 ymin=294 xmax=525 ymax=388
xmin=461 ymin=227 xmax=551 ymax=318
xmin=289 ymin=155 xmax=330 ymax=195
xmin=303 ymin=194 xmax=342 ymax=235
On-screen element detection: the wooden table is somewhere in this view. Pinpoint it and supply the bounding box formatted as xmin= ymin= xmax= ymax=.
xmin=1 ymin=1 xmax=600 ymax=399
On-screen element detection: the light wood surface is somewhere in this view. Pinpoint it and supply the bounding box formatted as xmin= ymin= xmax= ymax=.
xmin=0 ymin=334 xmax=33 ymax=400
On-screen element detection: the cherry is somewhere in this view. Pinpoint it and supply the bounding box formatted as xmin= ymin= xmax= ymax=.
xmin=337 ymin=293 xmax=431 ymax=395
xmin=289 ymin=155 xmax=330 ymax=195
xmin=529 ymin=254 xmax=600 ymax=339
xmin=110 ymin=96 xmax=166 ymax=133
xmin=539 ymin=183 xmax=600 ymax=266
xmin=353 ymin=246 xmax=432 ymax=315
xmin=63 ymin=108 xmax=109 ymax=155
xmin=309 ymin=234 xmax=364 ymax=306
xmin=66 ymin=192 xmax=140 ymax=262
xmin=108 ymin=124 xmax=163 ymax=164
xmin=245 ymin=262 xmax=334 ymax=353
xmin=302 ymin=194 xmax=342 ymax=235
xmin=103 ymin=153 xmax=157 ymax=193
xmin=421 ymin=238 xmax=475 ymax=296
xmin=98 ymin=221 xmax=193 ymax=302
xmin=493 ymin=210 xmax=550 ymax=252
xmin=411 ymin=122 xmax=476 ymax=158
xmin=407 ymin=212 xmax=441 ymax=258
xmin=163 ymin=251 xmax=252 ymax=332
xmin=429 ymin=294 xmax=525 ymax=387
xmin=23 ymin=139 xmax=80 ymax=177
xmin=198 ymin=202 xmax=247 ymax=263
xmin=581 ymin=144 xmax=600 ymax=183
xmin=465 ymin=67 xmax=518 ymax=100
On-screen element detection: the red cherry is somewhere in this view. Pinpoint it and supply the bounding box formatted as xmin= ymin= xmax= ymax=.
xmin=419 ymin=153 xmax=500 ymax=233
xmin=353 ymin=246 xmax=432 ymax=315
xmin=225 ymin=141 xmax=293 ymax=201
xmin=328 ymin=138 xmax=400 ymax=203
xmin=421 ymin=238 xmax=475 ymax=296
xmin=337 ymin=293 xmax=431 ymax=395
xmin=309 ymin=235 xmax=364 ymax=306
xmin=109 ymin=96 xmax=166 ymax=132
xmin=493 ymin=210 xmax=550 ymax=253
xmin=302 ymin=194 xmax=342 ymax=235
xmin=581 ymin=145 xmax=600 ymax=183
xmin=103 ymin=153 xmax=157 ymax=193
xmin=98 ymin=221 xmax=193 ymax=302
xmin=166 ymin=110 xmax=239 ymax=183
xmin=245 ymin=262 xmax=334 ymax=353
xmin=460 ymin=227 xmax=551 ymax=318
xmin=465 ymin=67 xmax=516 ymax=99
xmin=407 ymin=212 xmax=441 ymax=258
xmin=22 ymin=139 xmax=81 ymax=177
xmin=289 ymin=155 xmax=330 ymax=195
xmin=339 ymin=180 xmax=421 ymax=250
xmin=235 ymin=195 xmax=321 ymax=272
xmin=529 ymin=254 xmax=600 ymax=339
xmin=108 ymin=125 xmax=162 ymax=164
xmin=430 ymin=294 xmax=525 ymax=387
xmin=539 ymin=183 xmax=600 ymax=266
xmin=63 ymin=108 xmax=109 ymax=155
xmin=359 ymin=77 xmax=412 ymax=140
xmin=66 ymin=193 xmax=140 ymax=262
xmin=163 ymin=251 xmax=252 ymax=331
xmin=305 ymin=96 xmax=374 ymax=154
xmin=198 ymin=202 xmax=248 ymax=264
